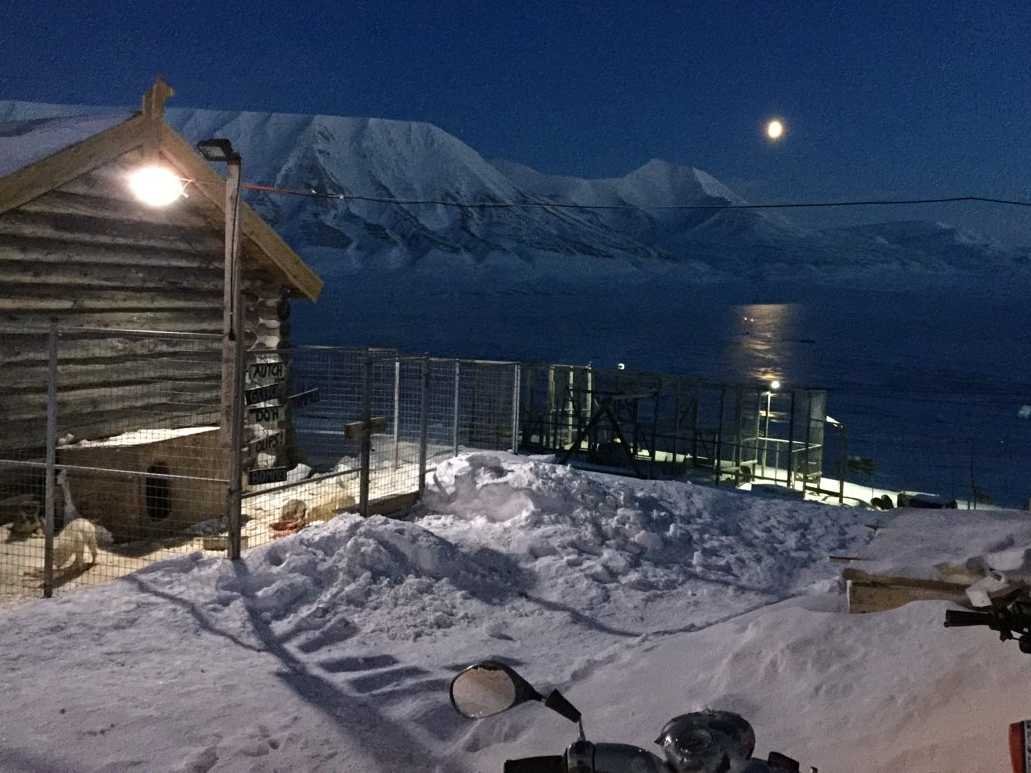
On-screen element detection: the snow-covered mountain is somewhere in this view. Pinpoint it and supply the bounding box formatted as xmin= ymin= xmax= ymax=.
xmin=0 ymin=100 xmax=1026 ymax=286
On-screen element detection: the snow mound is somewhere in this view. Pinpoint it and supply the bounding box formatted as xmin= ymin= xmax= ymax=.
xmin=843 ymin=508 xmax=1031 ymax=583
xmin=139 ymin=513 xmax=519 ymax=644
xmin=422 ymin=453 xmax=871 ymax=605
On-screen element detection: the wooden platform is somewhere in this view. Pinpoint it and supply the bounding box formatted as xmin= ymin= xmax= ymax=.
xmin=843 ymin=568 xmax=971 ymax=614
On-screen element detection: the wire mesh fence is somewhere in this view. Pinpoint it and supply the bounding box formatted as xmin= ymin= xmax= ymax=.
xmin=0 ymin=325 xmax=226 ymax=601
xmin=1 ymin=328 xmax=529 ymax=602
xmin=20 ymin=323 xmax=991 ymax=603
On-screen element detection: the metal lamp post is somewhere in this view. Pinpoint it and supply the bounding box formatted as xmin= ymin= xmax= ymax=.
xmin=762 ymin=379 xmax=780 ymax=479
xmin=196 ymin=138 xmax=245 ymax=560
xmin=827 ymin=415 xmax=848 ymax=505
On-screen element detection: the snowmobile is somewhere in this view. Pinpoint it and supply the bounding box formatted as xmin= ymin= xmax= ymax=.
xmin=944 ymin=593 xmax=1031 ymax=773
xmin=449 ymin=660 xmax=816 ymax=772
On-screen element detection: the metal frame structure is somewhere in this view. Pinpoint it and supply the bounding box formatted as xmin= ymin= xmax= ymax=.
xmin=519 ymin=364 xmax=828 ymax=493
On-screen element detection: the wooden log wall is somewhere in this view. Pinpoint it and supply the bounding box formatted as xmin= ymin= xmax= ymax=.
xmin=0 ymin=149 xmax=291 ymax=457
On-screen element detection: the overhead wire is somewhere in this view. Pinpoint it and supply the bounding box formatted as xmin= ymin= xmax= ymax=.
xmin=232 ymin=181 xmax=1031 ymax=211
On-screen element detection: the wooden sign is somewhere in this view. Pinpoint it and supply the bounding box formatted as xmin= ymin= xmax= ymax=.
xmin=244 ymin=381 xmax=284 ymax=406
xmin=248 ymin=361 xmax=286 ymax=381
xmin=247 ymin=405 xmax=283 ymax=423
xmin=247 ymin=466 xmax=289 ymax=485
xmin=249 ymin=430 xmax=284 ymax=453
xmin=344 ymin=416 xmax=387 ymax=439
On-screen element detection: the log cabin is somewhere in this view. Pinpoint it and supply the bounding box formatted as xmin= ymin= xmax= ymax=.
xmin=0 ymin=79 xmax=323 ymax=540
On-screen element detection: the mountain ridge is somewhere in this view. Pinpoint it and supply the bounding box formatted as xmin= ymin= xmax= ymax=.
xmin=0 ymin=99 xmax=1026 ymax=285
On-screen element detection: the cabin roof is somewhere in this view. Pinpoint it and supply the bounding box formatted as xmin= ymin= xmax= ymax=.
xmin=0 ymin=112 xmax=135 ymax=178
xmin=0 ymin=83 xmax=322 ymax=301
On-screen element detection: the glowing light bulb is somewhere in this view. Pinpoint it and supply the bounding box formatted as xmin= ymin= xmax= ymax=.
xmin=127 ymin=165 xmax=185 ymax=207
xmin=770 ymin=379 xmax=781 ymax=391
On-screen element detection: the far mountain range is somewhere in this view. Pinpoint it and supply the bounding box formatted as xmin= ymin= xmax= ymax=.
xmin=1 ymin=101 xmax=1027 ymax=287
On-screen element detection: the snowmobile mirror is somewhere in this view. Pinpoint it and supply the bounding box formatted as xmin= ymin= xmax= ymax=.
xmin=450 ymin=661 xmax=543 ymax=719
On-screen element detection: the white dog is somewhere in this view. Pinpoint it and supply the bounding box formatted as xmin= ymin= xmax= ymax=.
xmin=52 ymin=518 xmax=99 ymax=571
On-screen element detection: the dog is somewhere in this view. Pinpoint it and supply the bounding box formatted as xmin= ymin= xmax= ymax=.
xmin=2 ymin=495 xmax=43 ymax=541
xmin=52 ymin=518 xmax=99 ymax=571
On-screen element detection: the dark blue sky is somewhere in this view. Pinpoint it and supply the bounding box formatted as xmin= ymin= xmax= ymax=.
xmin=3 ymin=0 xmax=1029 ymax=243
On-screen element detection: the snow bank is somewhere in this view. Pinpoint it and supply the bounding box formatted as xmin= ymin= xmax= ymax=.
xmin=469 ymin=599 xmax=1031 ymax=773
xmin=844 ymin=508 xmax=1031 ymax=583
xmin=422 ymin=453 xmax=871 ymax=626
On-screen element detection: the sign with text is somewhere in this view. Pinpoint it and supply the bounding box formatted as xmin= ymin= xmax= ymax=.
xmin=247 ymin=405 xmax=283 ymax=423
xmin=248 ymin=361 xmax=286 ymax=381
xmin=249 ymin=430 xmax=284 ymax=453
xmin=244 ymin=381 xmax=284 ymax=406
xmin=247 ymin=466 xmax=289 ymax=485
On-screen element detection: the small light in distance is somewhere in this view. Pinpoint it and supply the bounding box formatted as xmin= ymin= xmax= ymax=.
xmin=765 ymin=119 xmax=785 ymax=141
xmin=770 ymin=379 xmax=781 ymax=391
xmin=128 ymin=165 xmax=185 ymax=207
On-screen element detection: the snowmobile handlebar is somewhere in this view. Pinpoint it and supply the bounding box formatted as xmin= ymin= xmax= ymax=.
xmin=944 ymin=593 xmax=1031 ymax=654
xmin=944 ymin=609 xmax=996 ymax=628
xmin=503 ymin=756 xmax=567 ymax=773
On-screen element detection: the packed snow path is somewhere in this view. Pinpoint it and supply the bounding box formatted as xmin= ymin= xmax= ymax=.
xmin=0 ymin=453 xmax=1028 ymax=772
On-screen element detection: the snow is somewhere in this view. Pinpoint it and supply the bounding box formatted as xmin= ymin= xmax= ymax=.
xmin=0 ymin=111 xmax=133 ymax=178
xmin=62 ymin=425 xmax=219 ymax=448
xmin=1 ymin=452 xmax=1029 ymax=772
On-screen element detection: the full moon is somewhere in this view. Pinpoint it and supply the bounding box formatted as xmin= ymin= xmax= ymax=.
xmin=766 ymin=119 xmax=785 ymax=140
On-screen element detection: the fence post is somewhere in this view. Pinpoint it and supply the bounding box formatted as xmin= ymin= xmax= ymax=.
xmin=417 ymin=357 xmax=430 ymax=496
xmin=452 ymin=360 xmax=461 ymax=457
xmin=785 ymin=389 xmax=796 ymax=490
xmin=511 ymin=364 xmax=521 ymax=454
xmin=359 ymin=351 xmax=373 ymax=517
xmin=226 ymin=309 xmax=245 ymax=561
xmin=42 ymin=321 xmax=59 ymax=598
xmin=393 ymin=358 xmax=401 ymax=469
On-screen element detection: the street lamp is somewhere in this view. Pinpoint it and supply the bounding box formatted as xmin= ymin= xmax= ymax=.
xmin=127 ymin=165 xmax=186 ymax=207
xmin=762 ymin=379 xmax=780 ymax=479
xmin=826 ymin=415 xmax=848 ymax=505
xmin=196 ymin=138 xmax=245 ymax=561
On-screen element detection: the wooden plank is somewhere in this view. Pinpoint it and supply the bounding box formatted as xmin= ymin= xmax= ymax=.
xmin=0 ymin=234 xmax=221 ymax=270
xmin=2 ymin=381 xmax=221 ymax=422
xmin=0 ymin=407 xmax=221 ymax=451
xmin=0 ymin=309 xmax=223 ymax=333
xmin=0 ymin=261 xmax=223 ymax=291
xmin=3 ymin=359 xmax=220 ymax=391
xmin=0 ymin=114 xmax=148 ymax=216
xmin=19 ymin=189 xmax=211 ymax=228
xmin=0 ymin=338 xmax=220 ymax=365
xmin=843 ymin=569 xmax=971 ymax=614
xmin=846 ymin=577 xmax=969 ymax=614
xmin=0 ymin=209 xmax=224 ymax=253
xmin=0 ymin=286 xmax=221 ymax=312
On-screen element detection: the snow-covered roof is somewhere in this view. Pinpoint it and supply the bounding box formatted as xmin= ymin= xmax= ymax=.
xmin=0 ymin=81 xmax=323 ymax=300
xmin=0 ymin=111 xmax=134 ymax=178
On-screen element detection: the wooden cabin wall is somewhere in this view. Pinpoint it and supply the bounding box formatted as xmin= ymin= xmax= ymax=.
xmin=0 ymin=149 xmax=291 ymax=458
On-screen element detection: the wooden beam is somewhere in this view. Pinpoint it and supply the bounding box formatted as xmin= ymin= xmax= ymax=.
xmin=843 ymin=568 xmax=971 ymax=614
xmin=0 ymin=114 xmax=148 ymax=216
xmin=141 ymin=77 xmax=174 ymax=121
xmin=0 ymin=209 xmax=224 ymax=252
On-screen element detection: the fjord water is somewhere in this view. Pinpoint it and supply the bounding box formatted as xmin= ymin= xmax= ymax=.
xmin=300 ymin=277 xmax=1031 ymax=507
